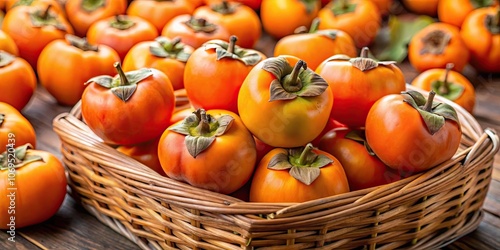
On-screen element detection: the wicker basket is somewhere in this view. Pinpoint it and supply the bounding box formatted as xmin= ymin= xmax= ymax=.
xmin=52 ymin=85 xmax=499 ymax=250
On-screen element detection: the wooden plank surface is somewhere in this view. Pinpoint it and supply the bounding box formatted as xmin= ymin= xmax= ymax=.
xmin=2 ymin=29 xmax=500 ymax=250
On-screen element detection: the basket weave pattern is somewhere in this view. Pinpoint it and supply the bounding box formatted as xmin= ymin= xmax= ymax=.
xmin=52 ymin=85 xmax=499 ymax=249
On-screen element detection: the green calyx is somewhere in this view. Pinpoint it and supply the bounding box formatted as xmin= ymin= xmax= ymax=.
xmin=420 ymin=29 xmax=451 ymax=55
xmin=331 ymin=0 xmax=357 ymax=16
xmin=263 ymin=56 xmax=329 ymax=101
xmin=110 ymin=15 xmax=136 ymax=30
xmin=184 ymin=17 xmax=217 ymax=33
xmin=29 ymin=5 xmax=67 ymax=31
xmin=485 ymin=7 xmax=500 ymax=34
xmin=430 ymin=63 xmax=464 ymax=101
xmin=202 ymin=36 xmax=262 ymax=66
xmin=211 ymin=0 xmax=236 ymax=15
xmin=169 ymin=109 xmax=234 ymax=158
xmin=66 ymin=34 xmax=99 ymax=52
xmin=149 ymin=36 xmax=191 ymax=62
xmin=402 ymin=90 xmax=460 ymax=135
xmin=85 ymin=62 xmax=153 ymax=102
xmin=470 ymin=0 xmax=495 ymax=9
xmin=0 ymin=51 xmax=16 ymax=68
xmin=0 ymin=144 xmax=43 ymax=171
xmin=81 ymin=0 xmax=106 ymax=12
xmin=267 ymin=143 xmax=334 ymax=185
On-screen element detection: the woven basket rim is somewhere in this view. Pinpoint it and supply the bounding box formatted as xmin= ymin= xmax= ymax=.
xmin=52 ymin=85 xmax=500 ymax=219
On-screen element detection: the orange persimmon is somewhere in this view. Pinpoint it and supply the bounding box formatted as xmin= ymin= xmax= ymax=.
xmin=161 ymin=14 xmax=231 ymax=49
xmin=0 ymin=51 xmax=37 ymax=111
xmin=408 ymin=22 xmax=470 ymax=72
xmin=260 ymin=0 xmax=321 ymax=39
xmin=193 ymin=0 xmax=261 ymax=48
xmin=64 ymin=0 xmax=128 ymax=37
xmin=0 ymin=30 xmax=18 ymax=56
xmin=86 ymin=15 xmax=159 ymax=61
xmin=438 ymin=0 xmax=496 ymax=28
xmin=411 ymin=63 xmax=476 ymax=113
xmin=461 ymin=6 xmax=500 ymax=73
xmin=402 ymin=0 xmax=439 ymax=17
xmin=274 ymin=18 xmax=357 ymax=70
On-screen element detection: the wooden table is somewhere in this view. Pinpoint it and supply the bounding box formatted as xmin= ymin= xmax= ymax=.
xmin=1 ymin=33 xmax=500 ymax=249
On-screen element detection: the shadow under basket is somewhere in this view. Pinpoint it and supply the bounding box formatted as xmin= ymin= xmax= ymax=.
xmin=52 ymin=85 xmax=499 ymax=250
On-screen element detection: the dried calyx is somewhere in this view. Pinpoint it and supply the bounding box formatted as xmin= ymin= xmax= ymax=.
xmin=81 ymin=0 xmax=106 ymax=12
xmin=85 ymin=62 xmax=153 ymax=102
xmin=66 ymin=34 xmax=99 ymax=52
xmin=211 ymin=0 xmax=237 ymax=15
xmin=0 ymin=144 xmax=43 ymax=170
xmin=110 ymin=15 xmax=136 ymax=30
xmin=420 ymin=29 xmax=451 ymax=55
xmin=263 ymin=57 xmax=329 ymax=101
xmin=402 ymin=90 xmax=460 ymax=135
xmin=202 ymin=36 xmax=262 ymax=65
xmin=168 ymin=109 xmax=234 ymax=158
xmin=430 ymin=63 xmax=464 ymax=101
xmin=267 ymin=143 xmax=333 ymax=185
xmin=30 ymin=5 xmax=67 ymax=31
xmin=149 ymin=36 xmax=191 ymax=62
xmin=184 ymin=17 xmax=217 ymax=33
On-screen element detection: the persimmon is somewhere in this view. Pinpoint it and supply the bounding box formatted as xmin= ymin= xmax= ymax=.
xmin=0 ymin=102 xmax=37 ymax=153
xmin=318 ymin=0 xmax=381 ymax=48
xmin=402 ymin=0 xmax=438 ymax=17
xmin=238 ymin=55 xmax=334 ymax=148
xmin=408 ymin=22 xmax=470 ymax=73
xmin=81 ymin=63 xmax=175 ymax=145
xmin=64 ymin=0 xmax=128 ymax=37
xmin=319 ymin=128 xmax=400 ymax=191
xmin=126 ymin=0 xmax=193 ymax=34
xmin=365 ymin=90 xmax=462 ymax=174
xmin=315 ymin=48 xmax=406 ymax=128
xmin=438 ymin=0 xmax=496 ymax=28
xmin=1 ymin=5 xmax=74 ymax=69
xmin=193 ymin=0 xmax=261 ymax=48
xmin=0 ymin=30 xmax=19 ymax=56
xmin=161 ymin=14 xmax=231 ymax=49
xmin=86 ymin=15 xmax=159 ymax=61
xmin=123 ymin=36 xmax=194 ymax=91
xmin=411 ymin=63 xmax=475 ymax=114
xmin=158 ymin=109 xmax=257 ymax=194
xmin=461 ymin=6 xmax=500 ymax=73
xmin=274 ymin=18 xmax=357 ymax=70
xmin=249 ymin=143 xmax=349 ymax=203
xmin=0 ymin=51 xmax=37 ymax=111
xmin=37 ymin=35 xmax=121 ymax=106
xmin=184 ymin=36 xmax=265 ymax=113
xmin=260 ymin=0 xmax=321 ymax=39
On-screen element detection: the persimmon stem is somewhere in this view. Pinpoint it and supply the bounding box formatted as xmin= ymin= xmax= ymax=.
xmin=222 ymin=0 xmax=229 ymax=10
xmin=227 ymin=35 xmax=237 ymax=54
xmin=0 ymin=113 xmax=5 ymax=126
xmin=195 ymin=109 xmax=210 ymax=134
xmin=282 ymin=60 xmax=306 ymax=92
xmin=162 ymin=37 xmax=181 ymax=51
xmin=114 ymin=62 xmax=129 ymax=86
xmin=423 ymin=91 xmax=436 ymax=112
xmin=309 ymin=18 xmax=320 ymax=33
xmin=42 ymin=4 xmax=52 ymax=19
xmin=298 ymin=143 xmax=314 ymax=165
xmin=360 ymin=47 xmax=369 ymax=58
xmin=341 ymin=0 xmax=349 ymax=9
xmin=439 ymin=63 xmax=454 ymax=95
